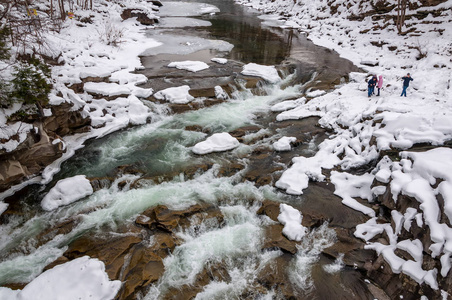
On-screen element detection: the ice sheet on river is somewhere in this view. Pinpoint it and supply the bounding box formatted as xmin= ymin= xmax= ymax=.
xmin=158 ymin=17 xmax=212 ymax=28
xmin=141 ymin=34 xmax=234 ymax=56
xmin=159 ymin=1 xmax=220 ymax=17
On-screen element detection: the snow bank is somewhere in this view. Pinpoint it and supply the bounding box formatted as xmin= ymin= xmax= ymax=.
xmin=41 ymin=175 xmax=94 ymax=211
xmin=192 ymin=132 xmax=240 ymax=155
xmin=0 ymin=256 xmax=121 ymax=300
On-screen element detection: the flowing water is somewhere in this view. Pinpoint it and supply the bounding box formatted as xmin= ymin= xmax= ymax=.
xmin=0 ymin=0 xmax=370 ymax=299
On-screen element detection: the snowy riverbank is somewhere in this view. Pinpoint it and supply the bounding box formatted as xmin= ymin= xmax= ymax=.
xmin=237 ymin=0 xmax=452 ymax=296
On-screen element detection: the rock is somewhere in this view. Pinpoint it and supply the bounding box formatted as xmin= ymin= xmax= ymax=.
xmin=0 ymin=160 xmax=27 ymax=191
xmin=149 ymin=0 xmax=163 ymax=7
xmin=120 ymin=8 xmax=159 ymax=25
xmin=262 ymin=224 xmax=298 ymax=254
xmin=217 ymin=162 xmax=245 ymax=177
xmin=136 ymin=203 xmax=224 ymax=233
xmin=43 ymin=102 xmax=91 ymax=136
xmin=64 ymin=228 xmax=143 ymax=279
xmin=229 ymin=125 xmax=262 ymax=139
xmin=0 ymin=126 xmax=66 ymax=192
xmin=149 ymin=231 xmax=179 ymax=258
xmin=116 ymin=243 xmax=165 ymax=300
xmin=257 ymin=199 xmax=281 ymax=222
xmin=184 ymin=125 xmax=211 ymax=133
xmin=323 ymin=227 xmax=376 ymax=269
xmin=257 ymin=254 xmax=298 ymax=299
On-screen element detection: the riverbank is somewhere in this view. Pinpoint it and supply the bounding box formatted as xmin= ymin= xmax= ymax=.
xmin=235 ymin=0 xmax=452 ymax=297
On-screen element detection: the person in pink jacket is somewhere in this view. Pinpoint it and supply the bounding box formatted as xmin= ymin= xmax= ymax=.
xmin=376 ymin=75 xmax=383 ymax=96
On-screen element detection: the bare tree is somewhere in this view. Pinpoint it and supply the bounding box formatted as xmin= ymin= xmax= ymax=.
xmin=396 ymin=0 xmax=408 ymax=34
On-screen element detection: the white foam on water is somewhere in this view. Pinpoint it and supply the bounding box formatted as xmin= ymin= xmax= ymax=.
xmin=323 ymin=253 xmax=345 ymax=274
xmin=144 ymin=204 xmax=282 ymax=299
xmin=0 ymin=168 xmax=284 ymax=286
xmin=289 ymin=222 xmax=337 ymax=291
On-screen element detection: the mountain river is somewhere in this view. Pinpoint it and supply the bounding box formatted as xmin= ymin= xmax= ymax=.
xmin=0 ymin=0 xmax=377 ymax=299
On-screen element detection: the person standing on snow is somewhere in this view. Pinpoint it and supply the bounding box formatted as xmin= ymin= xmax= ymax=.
xmin=367 ymin=75 xmax=377 ymax=97
xmin=376 ymin=75 xmax=383 ymax=96
xmin=401 ymin=73 xmax=413 ymax=97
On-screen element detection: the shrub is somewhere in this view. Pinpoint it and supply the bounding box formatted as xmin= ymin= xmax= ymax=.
xmin=10 ymin=58 xmax=52 ymax=107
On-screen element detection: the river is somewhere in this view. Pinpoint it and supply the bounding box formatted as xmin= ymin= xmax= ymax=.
xmin=0 ymin=0 xmax=374 ymax=299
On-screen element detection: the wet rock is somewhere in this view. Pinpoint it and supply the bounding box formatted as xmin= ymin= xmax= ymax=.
xmin=136 ymin=203 xmax=224 ymax=233
xmin=323 ymin=227 xmax=376 ymax=270
xmin=89 ymin=177 xmax=114 ymax=191
xmin=149 ymin=231 xmax=179 ymax=258
xmin=311 ymin=256 xmax=378 ymax=300
xmin=257 ymin=254 xmax=298 ymax=299
xmin=257 ymin=199 xmax=281 ymax=222
xmin=229 ymin=125 xmax=262 ymax=139
xmin=183 ymin=163 xmax=214 ymax=179
xmin=300 ymin=182 xmax=370 ymax=229
xmin=241 ymin=147 xmax=284 ymax=187
xmin=184 ymin=125 xmax=211 ymax=134
xmin=262 ymin=224 xmax=298 ymax=254
xmin=64 ymin=227 xmax=143 ymax=279
xmin=188 ymin=87 xmax=216 ymax=98
xmin=116 ymin=243 xmax=165 ymax=300
xmin=218 ymin=162 xmax=246 ymax=177
xmin=43 ymin=256 xmax=70 ymax=271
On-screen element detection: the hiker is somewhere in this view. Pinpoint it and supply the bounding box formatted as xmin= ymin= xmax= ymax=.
xmin=367 ymin=75 xmax=377 ymax=97
xmin=376 ymin=75 xmax=383 ymax=96
xmin=401 ymin=73 xmax=413 ymax=97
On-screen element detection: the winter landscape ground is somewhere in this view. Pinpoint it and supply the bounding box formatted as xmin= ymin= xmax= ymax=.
xmin=0 ymin=0 xmax=452 ymax=299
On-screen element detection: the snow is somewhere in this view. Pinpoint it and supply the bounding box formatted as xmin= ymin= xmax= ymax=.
xmin=158 ymin=1 xmax=220 ymax=17
xmin=153 ymin=85 xmax=194 ymax=104
xmin=211 ymin=58 xmax=228 ymax=64
xmin=192 ymin=132 xmax=240 ymax=155
xmin=168 ymin=60 xmax=210 ymax=72
xmin=273 ymin=136 xmax=296 ymax=151
xmin=330 ymin=172 xmax=376 ymax=217
xmin=277 ymin=203 xmax=307 ymax=241
xmin=241 ymin=63 xmax=281 ymax=83
xmin=84 ymin=82 xmax=131 ymax=97
xmin=41 ymin=175 xmax=94 ymax=211
xmin=0 ymin=256 xmax=121 ymax=300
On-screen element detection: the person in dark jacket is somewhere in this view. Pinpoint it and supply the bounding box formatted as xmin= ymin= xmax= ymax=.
xmin=401 ymin=73 xmax=413 ymax=97
xmin=367 ymin=75 xmax=377 ymax=97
